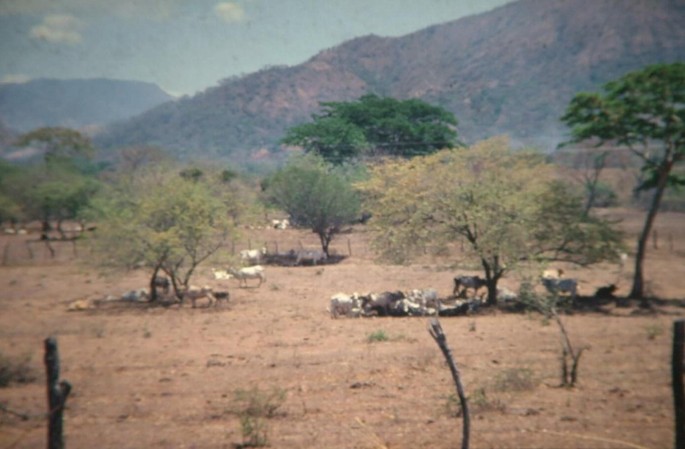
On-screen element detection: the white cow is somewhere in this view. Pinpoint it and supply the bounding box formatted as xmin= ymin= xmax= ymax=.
xmin=329 ymin=292 xmax=363 ymax=318
xmin=228 ymin=265 xmax=266 ymax=288
xmin=240 ymin=248 xmax=267 ymax=265
xmin=183 ymin=285 xmax=222 ymax=308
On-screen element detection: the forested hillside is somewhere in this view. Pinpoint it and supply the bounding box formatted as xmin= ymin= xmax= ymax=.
xmin=95 ymin=0 xmax=685 ymax=163
xmin=0 ymin=78 xmax=173 ymax=133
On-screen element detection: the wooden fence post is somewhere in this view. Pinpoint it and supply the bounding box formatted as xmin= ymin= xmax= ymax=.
xmin=347 ymin=238 xmax=352 ymax=257
xmin=45 ymin=337 xmax=71 ymax=449
xmin=428 ymin=319 xmax=470 ymax=449
xmin=673 ymin=320 xmax=685 ymax=449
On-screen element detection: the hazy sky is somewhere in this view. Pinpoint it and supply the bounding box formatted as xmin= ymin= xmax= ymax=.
xmin=0 ymin=0 xmax=513 ymax=96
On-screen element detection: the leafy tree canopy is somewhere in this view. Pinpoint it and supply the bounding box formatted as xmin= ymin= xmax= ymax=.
xmin=92 ymin=165 xmax=243 ymax=301
xmin=359 ymin=137 xmax=624 ymax=305
xmin=16 ymin=127 xmax=95 ymax=168
xmin=281 ymin=94 xmax=459 ymax=164
xmin=561 ymin=62 xmax=685 ymax=300
xmin=263 ymin=154 xmax=360 ymax=255
xmin=1 ymin=132 xmax=102 ymax=236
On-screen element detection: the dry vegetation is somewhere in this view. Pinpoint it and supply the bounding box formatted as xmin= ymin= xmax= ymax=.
xmin=0 ymin=208 xmax=684 ymax=449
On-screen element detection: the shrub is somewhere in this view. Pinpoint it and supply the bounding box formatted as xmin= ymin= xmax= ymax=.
xmin=367 ymin=330 xmax=389 ymax=343
xmin=493 ymin=368 xmax=537 ymax=392
xmin=232 ymin=387 xmax=286 ymax=448
xmin=0 ymin=352 xmax=36 ymax=388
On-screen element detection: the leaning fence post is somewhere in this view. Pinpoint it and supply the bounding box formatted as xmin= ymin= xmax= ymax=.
xmin=428 ymin=319 xmax=470 ymax=449
xmin=45 ymin=337 xmax=71 ymax=449
xmin=673 ymin=320 xmax=685 ymax=449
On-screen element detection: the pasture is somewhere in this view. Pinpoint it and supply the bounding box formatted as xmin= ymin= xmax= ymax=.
xmin=1 ymin=208 xmax=684 ymax=449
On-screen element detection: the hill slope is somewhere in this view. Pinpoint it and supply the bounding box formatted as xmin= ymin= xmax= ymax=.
xmin=96 ymin=0 xmax=685 ymax=162
xmin=0 ymin=78 xmax=174 ymax=133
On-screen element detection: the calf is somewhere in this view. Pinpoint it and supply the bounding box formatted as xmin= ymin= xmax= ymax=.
xmin=541 ymin=277 xmax=578 ymax=300
xmin=296 ymin=250 xmax=327 ymax=266
xmin=183 ymin=285 xmax=222 ymax=308
xmin=329 ymin=292 xmax=362 ymax=318
xmin=228 ymin=265 xmax=266 ymax=288
xmin=453 ymin=275 xmax=487 ymax=298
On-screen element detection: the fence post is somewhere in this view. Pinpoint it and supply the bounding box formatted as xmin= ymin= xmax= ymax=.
xmin=2 ymin=242 xmax=9 ymax=265
xmin=45 ymin=337 xmax=71 ymax=449
xmin=429 ymin=319 xmax=470 ymax=449
xmin=347 ymin=238 xmax=352 ymax=257
xmin=673 ymin=320 xmax=685 ymax=449
xmin=653 ymin=229 xmax=658 ymax=250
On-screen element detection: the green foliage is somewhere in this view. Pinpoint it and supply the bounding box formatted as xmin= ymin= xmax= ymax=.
xmin=587 ymin=181 xmax=618 ymax=208
xmin=561 ymin=63 xmax=685 ymax=299
xmin=367 ymin=329 xmax=389 ymax=343
xmin=0 ymin=158 xmax=101 ymax=235
xmin=282 ymin=94 xmax=459 ymax=163
xmin=645 ymin=323 xmax=664 ymax=340
xmin=16 ymin=127 xmax=95 ymax=165
xmin=263 ymin=154 xmax=360 ymax=255
xmin=233 ymin=387 xmax=286 ymax=448
xmin=493 ymin=368 xmax=537 ymax=392
xmin=359 ymin=137 xmax=624 ymax=305
xmin=234 ymin=387 xmax=286 ymax=419
xmin=92 ymin=165 xmax=241 ymax=298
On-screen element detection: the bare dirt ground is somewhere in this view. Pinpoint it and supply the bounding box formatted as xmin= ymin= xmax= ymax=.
xmin=1 ymin=207 xmax=684 ymax=449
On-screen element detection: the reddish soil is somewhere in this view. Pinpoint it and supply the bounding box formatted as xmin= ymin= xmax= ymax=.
xmin=1 ymin=208 xmax=684 ymax=449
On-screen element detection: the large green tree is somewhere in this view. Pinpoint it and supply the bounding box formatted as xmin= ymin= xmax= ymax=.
xmin=264 ymin=154 xmax=360 ymax=256
xmin=8 ymin=128 xmax=101 ymax=238
xmin=93 ymin=165 xmax=241 ymax=302
xmin=561 ymin=63 xmax=685 ymax=301
xmin=281 ymin=94 xmax=459 ymax=164
xmin=359 ymin=137 xmax=624 ymax=306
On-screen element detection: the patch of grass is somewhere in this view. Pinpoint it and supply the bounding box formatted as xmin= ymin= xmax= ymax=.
xmin=645 ymin=323 xmax=664 ymax=340
xmin=444 ymin=388 xmax=505 ymax=418
xmin=493 ymin=367 xmax=537 ymax=392
xmin=367 ymin=330 xmax=390 ymax=343
xmin=232 ymin=387 xmax=286 ymax=448
xmin=238 ymin=415 xmax=269 ymax=448
xmin=234 ymin=386 xmax=286 ymax=419
xmin=0 ymin=352 xmax=37 ymax=388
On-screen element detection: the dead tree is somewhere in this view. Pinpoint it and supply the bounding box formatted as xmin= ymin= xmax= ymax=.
xmin=45 ymin=337 xmax=71 ymax=449
xmin=428 ymin=319 xmax=470 ymax=449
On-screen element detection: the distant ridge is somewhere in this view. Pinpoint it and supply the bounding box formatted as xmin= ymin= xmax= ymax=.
xmin=0 ymin=78 xmax=174 ymax=133
xmin=96 ymin=0 xmax=685 ymax=163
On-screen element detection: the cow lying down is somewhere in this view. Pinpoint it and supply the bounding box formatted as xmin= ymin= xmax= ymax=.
xmin=328 ymin=289 xmax=484 ymax=318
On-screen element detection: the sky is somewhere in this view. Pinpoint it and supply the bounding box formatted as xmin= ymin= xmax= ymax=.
xmin=0 ymin=0 xmax=514 ymax=97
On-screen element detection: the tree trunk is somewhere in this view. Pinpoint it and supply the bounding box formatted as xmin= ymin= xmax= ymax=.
xmin=629 ymin=160 xmax=673 ymax=303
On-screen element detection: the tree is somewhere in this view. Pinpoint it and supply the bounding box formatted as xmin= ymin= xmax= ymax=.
xmin=5 ymin=130 xmax=101 ymax=238
xmin=281 ymin=94 xmax=459 ymax=164
xmin=263 ymin=154 xmax=360 ymax=256
xmin=0 ymin=161 xmax=23 ymax=227
xmin=93 ymin=166 xmax=240 ymax=302
xmin=561 ymin=63 xmax=685 ymax=301
xmin=16 ymin=127 xmax=95 ymax=166
xmin=359 ymin=137 xmax=624 ymax=306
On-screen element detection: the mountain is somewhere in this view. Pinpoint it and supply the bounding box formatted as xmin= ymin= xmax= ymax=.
xmin=96 ymin=0 xmax=685 ymax=162
xmin=0 ymin=78 xmax=174 ymax=133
